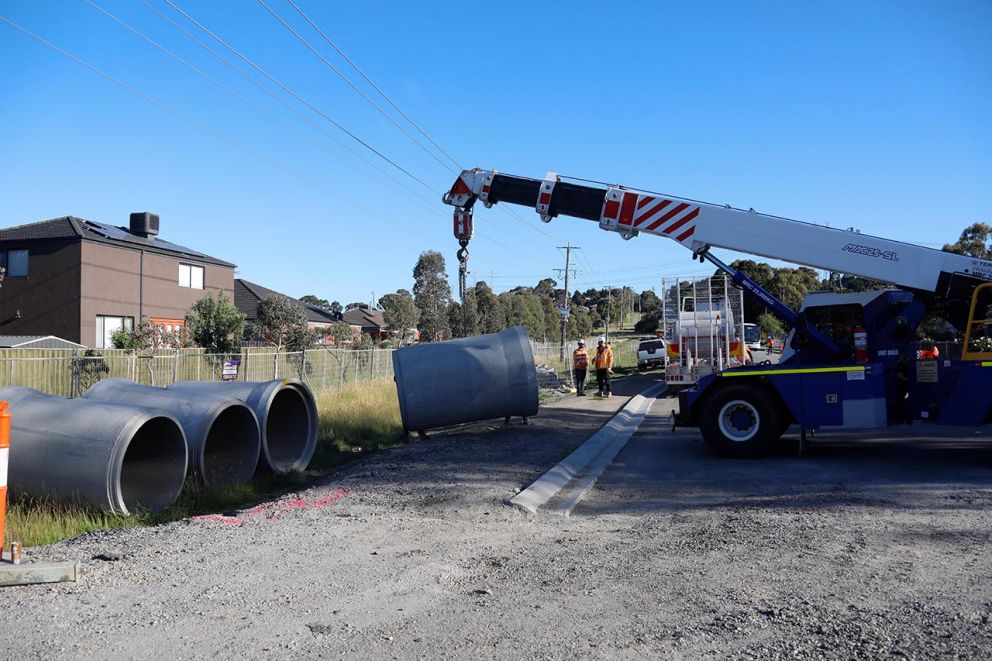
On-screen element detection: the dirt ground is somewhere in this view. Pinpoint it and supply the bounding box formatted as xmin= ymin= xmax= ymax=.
xmin=4 ymin=373 xmax=992 ymax=659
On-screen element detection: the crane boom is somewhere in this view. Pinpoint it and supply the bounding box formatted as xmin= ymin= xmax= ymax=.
xmin=443 ymin=169 xmax=992 ymax=296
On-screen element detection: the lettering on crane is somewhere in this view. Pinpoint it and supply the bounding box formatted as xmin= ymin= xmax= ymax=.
xmin=842 ymin=243 xmax=900 ymax=261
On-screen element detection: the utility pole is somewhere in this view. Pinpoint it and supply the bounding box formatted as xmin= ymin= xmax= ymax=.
xmin=605 ymin=285 xmax=612 ymax=343
xmin=371 ymin=289 xmax=376 ymax=309
xmin=554 ymin=243 xmax=580 ymax=361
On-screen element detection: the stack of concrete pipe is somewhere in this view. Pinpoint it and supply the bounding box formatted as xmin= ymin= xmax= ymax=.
xmin=167 ymin=378 xmax=318 ymax=474
xmin=83 ymin=379 xmax=261 ymax=487
xmin=0 ymin=378 xmax=319 ymax=514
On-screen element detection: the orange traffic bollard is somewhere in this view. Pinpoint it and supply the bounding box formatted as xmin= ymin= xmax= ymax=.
xmin=0 ymin=401 xmax=9 ymax=554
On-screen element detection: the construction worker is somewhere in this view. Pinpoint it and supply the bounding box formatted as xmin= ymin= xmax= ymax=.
xmin=594 ymin=336 xmax=614 ymax=398
xmin=572 ymin=339 xmax=589 ymax=396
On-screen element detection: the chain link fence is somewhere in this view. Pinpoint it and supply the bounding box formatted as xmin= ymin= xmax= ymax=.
xmin=530 ymin=338 xmax=638 ymax=391
xmin=0 ymin=339 xmax=640 ymax=397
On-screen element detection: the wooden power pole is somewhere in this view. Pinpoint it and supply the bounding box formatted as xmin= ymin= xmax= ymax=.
xmin=554 ymin=244 xmax=579 ymax=360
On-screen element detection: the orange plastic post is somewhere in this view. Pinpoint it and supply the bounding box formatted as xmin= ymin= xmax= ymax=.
xmin=0 ymin=401 xmax=9 ymax=554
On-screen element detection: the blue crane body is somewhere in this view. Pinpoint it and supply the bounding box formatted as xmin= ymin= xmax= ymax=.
xmin=443 ymin=168 xmax=992 ymax=456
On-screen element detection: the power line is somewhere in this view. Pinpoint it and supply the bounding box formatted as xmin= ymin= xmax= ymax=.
xmin=139 ymin=0 xmax=447 ymax=216
xmin=256 ymin=0 xmax=456 ymax=174
xmin=161 ymin=0 xmax=438 ymax=193
xmin=0 ymin=13 xmax=444 ymax=248
xmin=283 ymin=0 xmax=463 ymax=172
xmin=268 ymin=1 xmax=565 ymax=248
xmin=89 ymin=0 xmax=452 ymax=227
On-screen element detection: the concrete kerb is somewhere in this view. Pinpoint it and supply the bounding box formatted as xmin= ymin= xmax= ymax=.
xmin=510 ymin=382 xmax=668 ymax=514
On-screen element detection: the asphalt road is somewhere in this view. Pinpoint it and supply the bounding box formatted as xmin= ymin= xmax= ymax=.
xmin=578 ymin=393 xmax=992 ymax=514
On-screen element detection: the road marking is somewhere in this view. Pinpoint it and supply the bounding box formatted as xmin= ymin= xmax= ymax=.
xmin=510 ymin=382 xmax=667 ymax=514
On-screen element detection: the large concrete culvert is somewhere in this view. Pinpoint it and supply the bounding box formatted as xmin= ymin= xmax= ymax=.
xmin=83 ymin=379 xmax=261 ymax=487
xmin=392 ymin=325 xmax=539 ymax=433
xmin=168 ymin=379 xmax=318 ymax=473
xmin=0 ymin=387 xmax=188 ymax=514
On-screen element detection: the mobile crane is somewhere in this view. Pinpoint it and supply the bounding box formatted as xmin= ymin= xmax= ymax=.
xmin=443 ymin=168 xmax=992 ymax=456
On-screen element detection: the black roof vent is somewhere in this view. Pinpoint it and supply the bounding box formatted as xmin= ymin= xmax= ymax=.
xmin=129 ymin=212 xmax=159 ymax=239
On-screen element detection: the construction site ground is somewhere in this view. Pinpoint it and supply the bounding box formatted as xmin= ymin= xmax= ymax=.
xmin=5 ymin=371 xmax=992 ymax=659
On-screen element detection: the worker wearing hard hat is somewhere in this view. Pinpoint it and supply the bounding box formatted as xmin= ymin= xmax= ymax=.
xmin=593 ymin=336 xmax=614 ymax=398
xmin=572 ymin=339 xmax=589 ymax=396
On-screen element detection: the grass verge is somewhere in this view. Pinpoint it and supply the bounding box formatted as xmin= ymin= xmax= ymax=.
xmin=4 ymin=379 xmax=403 ymax=548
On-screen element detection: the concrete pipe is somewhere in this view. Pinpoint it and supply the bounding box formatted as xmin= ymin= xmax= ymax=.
xmin=168 ymin=379 xmax=318 ymax=473
xmin=0 ymin=386 xmax=188 ymax=514
xmin=83 ymin=379 xmax=260 ymax=487
xmin=392 ymin=325 xmax=539 ymax=433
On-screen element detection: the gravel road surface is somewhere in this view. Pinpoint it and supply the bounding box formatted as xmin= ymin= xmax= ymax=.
xmin=4 ymin=373 xmax=992 ymax=659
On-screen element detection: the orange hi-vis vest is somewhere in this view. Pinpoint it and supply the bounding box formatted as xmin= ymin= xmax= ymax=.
xmin=594 ymin=346 xmax=614 ymax=370
xmin=573 ymin=347 xmax=589 ymax=369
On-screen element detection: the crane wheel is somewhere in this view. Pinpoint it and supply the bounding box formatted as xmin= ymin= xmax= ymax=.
xmin=699 ymin=382 xmax=785 ymax=458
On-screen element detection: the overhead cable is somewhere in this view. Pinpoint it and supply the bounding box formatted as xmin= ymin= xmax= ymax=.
xmin=256 ymin=0 xmax=456 ymax=174
xmin=284 ymin=0 xmax=462 ymax=172
xmin=162 ymin=0 xmax=438 ymax=193
xmin=0 ymin=14 xmax=444 ymax=248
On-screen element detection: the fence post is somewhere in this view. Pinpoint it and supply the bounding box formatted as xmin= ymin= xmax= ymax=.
xmin=370 ymin=346 xmax=375 ymax=379
xmin=70 ymin=349 xmax=81 ymax=398
xmin=172 ymin=348 xmax=180 ymax=385
xmin=300 ymin=349 xmax=308 ymax=380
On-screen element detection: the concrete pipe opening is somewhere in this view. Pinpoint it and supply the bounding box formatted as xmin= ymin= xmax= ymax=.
xmin=118 ymin=415 xmax=188 ymax=513
xmin=0 ymin=386 xmax=189 ymax=515
xmin=199 ymin=403 xmax=260 ymax=487
xmin=265 ymin=386 xmax=313 ymax=471
xmin=167 ymin=379 xmax=317 ymax=473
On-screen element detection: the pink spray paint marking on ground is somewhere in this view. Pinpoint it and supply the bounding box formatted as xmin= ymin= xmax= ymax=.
xmin=192 ymin=489 xmax=351 ymax=526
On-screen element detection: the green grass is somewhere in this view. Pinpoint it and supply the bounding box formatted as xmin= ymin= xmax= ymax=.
xmin=4 ymin=379 xmax=404 ymax=548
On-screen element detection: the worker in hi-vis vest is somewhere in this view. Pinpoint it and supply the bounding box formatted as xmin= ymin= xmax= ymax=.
xmin=594 ymin=336 xmax=614 ymax=398
xmin=572 ymin=339 xmax=589 ymax=396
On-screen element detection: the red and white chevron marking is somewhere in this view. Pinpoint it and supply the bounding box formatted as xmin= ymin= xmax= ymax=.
xmin=632 ymin=195 xmax=699 ymax=243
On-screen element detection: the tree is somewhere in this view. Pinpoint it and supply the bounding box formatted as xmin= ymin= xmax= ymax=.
xmin=413 ymin=250 xmax=452 ymax=342
xmin=756 ymin=312 xmax=784 ymax=335
xmin=186 ymin=290 xmax=245 ymax=354
xmin=500 ymin=290 xmax=545 ymax=339
xmin=254 ymin=295 xmax=318 ymax=352
xmin=345 ymin=302 xmax=369 ymax=311
xmin=324 ymin=320 xmax=354 ymax=346
xmin=474 ymin=281 xmax=505 ymax=334
xmin=300 ymin=294 xmax=330 ymax=309
xmin=328 ymin=301 xmax=343 ymax=320
xmin=449 ymin=288 xmax=480 ymax=338
xmin=639 ymin=290 xmax=660 ymax=314
xmin=533 ymin=277 xmax=557 ymax=300
xmin=111 ymin=321 xmax=180 ymax=351
xmin=379 ymin=289 xmax=419 ymax=343
xmin=566 ymin=306 xmax=593 ymax=340
xmin=541 ymin=296 xmax=559 ymax=343
xmin=943 ymin=222 xmax=992 ymax=259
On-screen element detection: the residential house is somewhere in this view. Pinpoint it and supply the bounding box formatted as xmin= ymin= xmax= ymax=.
xmin=234 ymin=279 xmax=355 ymax=345
xmin=0 ymin=213 xmax=235 ymax=347
xmin=341 ymin=306 xmax=412 ymax=342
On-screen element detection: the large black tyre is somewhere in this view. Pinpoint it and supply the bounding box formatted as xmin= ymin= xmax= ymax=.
xmin=699 ymin=382 xmax=786 ymax=458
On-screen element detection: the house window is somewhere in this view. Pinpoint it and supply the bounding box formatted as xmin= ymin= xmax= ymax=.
xmin=0 ymin=249 xmax=29 ymax=277
xmin=95 ymin=315 xmax=134 ymax=349
xmin=179 ymin=263 xmax=204 ymax=289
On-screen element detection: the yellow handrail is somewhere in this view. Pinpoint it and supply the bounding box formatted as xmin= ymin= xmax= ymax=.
xmin=962 ymin=282 xmax=992 ymax=361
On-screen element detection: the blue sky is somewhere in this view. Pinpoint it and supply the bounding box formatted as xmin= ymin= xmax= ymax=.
xmin=1 ymin=0 xmax=990 ymax=305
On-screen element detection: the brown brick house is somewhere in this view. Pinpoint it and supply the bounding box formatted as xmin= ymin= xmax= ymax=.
xmin=0 ymin=213 xmax=235 ymax=347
